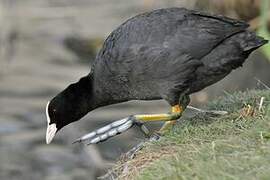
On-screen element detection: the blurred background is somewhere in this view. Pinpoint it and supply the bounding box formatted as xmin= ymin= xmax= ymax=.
xmin=0 ymin=0 xmax=269 ymax=179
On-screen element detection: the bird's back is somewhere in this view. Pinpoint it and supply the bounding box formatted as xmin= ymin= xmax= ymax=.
xmin=92 ymin=8 xmax=266 ymax=104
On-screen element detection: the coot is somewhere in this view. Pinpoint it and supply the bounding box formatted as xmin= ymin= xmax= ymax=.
xmin=46 ymin=8 xmax=268 ymax=145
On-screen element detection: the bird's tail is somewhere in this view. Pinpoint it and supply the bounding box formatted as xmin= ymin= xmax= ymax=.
xmin=234 ymin=31 xmax=268 ymax=54
xmin=190 ymin=31 xmax=267 ymax=93
xmin=201 ymin=31 xmax=268 ymax=71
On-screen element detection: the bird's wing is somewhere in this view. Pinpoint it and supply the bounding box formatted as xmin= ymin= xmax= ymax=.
xmin=167 ymin=10 xmax=249 ymax=59
xmin=126 ymin=47 xmax=202 ymax=101
xmin=93 ymin=8 xmax=249 ymax=102
xmin=96 ymin=8 xmax=249 ymax=65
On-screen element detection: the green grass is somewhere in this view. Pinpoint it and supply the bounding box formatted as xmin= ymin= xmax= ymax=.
xmin=258 ymin=0 xmax=270 ymax=62
xmin=111 ymin=90 xmax=270 ymax=180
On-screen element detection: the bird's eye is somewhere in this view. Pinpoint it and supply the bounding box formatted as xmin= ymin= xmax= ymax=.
xmin=53 ymin=109 xmax=57 ymax=113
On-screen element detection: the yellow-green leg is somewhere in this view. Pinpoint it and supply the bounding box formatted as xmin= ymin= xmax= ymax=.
xmin=134 ymin=93 xmax=190 ymax=136
xmin=159 ymin=105 xmax=183 ymax=134
xmin=134 ymin=104 xmax=183 ymax=135
xmin=75 ymin=96 xmax=189 ymax=145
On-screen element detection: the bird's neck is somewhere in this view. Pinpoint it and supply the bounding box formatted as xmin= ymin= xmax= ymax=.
xmin=61 ymin=74 xmax=97 ymax=113
xmin=52 ymin=73 xmax=109 ymax=129
xmin=68 ymin=73 xmax=117 ymax=112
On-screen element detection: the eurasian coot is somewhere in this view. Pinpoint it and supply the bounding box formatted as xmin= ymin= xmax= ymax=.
xmin=46 ymin=8 xmax=268 ymax=145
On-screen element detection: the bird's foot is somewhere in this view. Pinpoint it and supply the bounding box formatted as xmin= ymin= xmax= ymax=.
xmin=73 ymin=105 xmax=184 ymax=145
xmin=73 ymin=116 xmax=149 ymax=145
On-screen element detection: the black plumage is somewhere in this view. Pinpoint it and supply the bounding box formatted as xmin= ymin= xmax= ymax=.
xmin=46 ymin=8 xmax=268 ymax=143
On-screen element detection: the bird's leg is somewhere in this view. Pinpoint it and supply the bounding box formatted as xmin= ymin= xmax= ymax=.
xmin=158 ymin=105 xmax=182 ymax=134
xmin=73 ymin=108 xmax=183 ymax=145
xmin=73 ymin=104 xmax=185 ymax=145
xmin=125 ymin=95 xmax=190 ymax=158
xmin=73 ymin=95 xmax=191 ymax=145
xmin=158 ymin=95 xmax=190 ymax=135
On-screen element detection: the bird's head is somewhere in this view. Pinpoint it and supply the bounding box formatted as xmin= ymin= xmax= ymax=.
xmin=46 ymin=76 xmax=95 ymax=144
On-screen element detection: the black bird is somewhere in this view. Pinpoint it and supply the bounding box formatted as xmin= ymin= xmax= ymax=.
xmin=46 ymin=8 xmax=268 ymax=144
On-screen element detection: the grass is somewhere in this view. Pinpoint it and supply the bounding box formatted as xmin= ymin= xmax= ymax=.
xmin=106 ymin=90 xmax=270 ymax=180
xmin=258 ymin=0 xmax=270 ymax=62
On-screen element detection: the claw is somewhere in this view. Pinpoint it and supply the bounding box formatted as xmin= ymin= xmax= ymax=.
xmin=73 ymin=116 xmax=136 ymax=145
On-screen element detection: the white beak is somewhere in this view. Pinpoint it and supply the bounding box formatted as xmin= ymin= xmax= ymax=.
xmin=46 ymin=123 xmax=57 ymax=144
xmin=46 ymin=101 xmax=57 ymax=144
